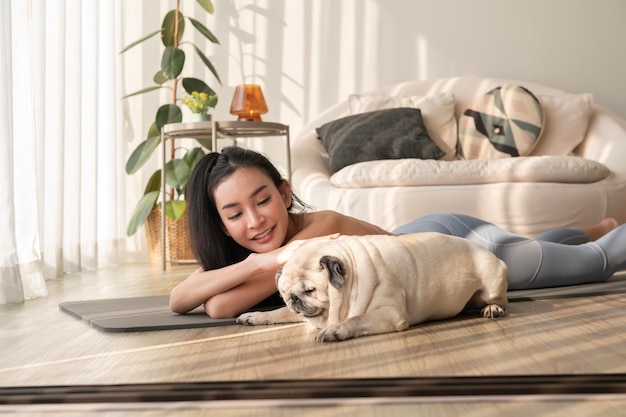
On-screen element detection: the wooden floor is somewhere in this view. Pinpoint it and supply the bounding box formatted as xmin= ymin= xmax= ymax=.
xmin=2 ymin=262 xmax=626 ymax=416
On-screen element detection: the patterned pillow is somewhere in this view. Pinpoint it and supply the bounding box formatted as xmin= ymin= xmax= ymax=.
xmin=458 ymin=85 xmax=544 ymax=159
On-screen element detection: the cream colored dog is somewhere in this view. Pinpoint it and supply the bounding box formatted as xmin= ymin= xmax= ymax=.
xmin=237 ymin=233 xmax=508 ymax=342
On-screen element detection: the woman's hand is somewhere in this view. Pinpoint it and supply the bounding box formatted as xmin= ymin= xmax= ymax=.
xmin=280 ymin=233 xmax=341 ymax=264
xmin=251 ymin=233 xmax=341 ymax=273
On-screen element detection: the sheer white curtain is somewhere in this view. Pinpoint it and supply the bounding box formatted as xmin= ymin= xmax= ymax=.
xmin=1 ymin=0 xmax=127 ymax=304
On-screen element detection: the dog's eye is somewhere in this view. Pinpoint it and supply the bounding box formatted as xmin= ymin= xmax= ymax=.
xmin=304 ymin=288 xmax=315 ymax=295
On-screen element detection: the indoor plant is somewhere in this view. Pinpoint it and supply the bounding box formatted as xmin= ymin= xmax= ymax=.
xmin=122 ymin=0 xmax=221 ymax=239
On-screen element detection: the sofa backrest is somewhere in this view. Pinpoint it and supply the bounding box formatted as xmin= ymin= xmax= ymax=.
xmin=298 ymin=76 xmax=598 ymax=159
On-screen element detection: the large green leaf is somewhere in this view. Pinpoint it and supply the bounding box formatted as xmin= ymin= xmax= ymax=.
xmin=153 ymin=71 xmax=169 ymax=85
xmin=181 ymin=78 xmax=216 ymax=96
xmin=125 ymin=127 xmax=160 ymax=175
xmin=165 ymin=158 xmax=191 ymax=193
xmin=184 ymin=147 xmax=206 ymax=172
xmin=195 ymin=138 xmax=212 ymax=149
xmin=126 ymin=190 xmax=160 ymax=236
xmin=196 ymin=0 xmax=214 ymax=14
xmin=155 ymin=104 xmax=183 ymax=131
xmin=180 ymin=148 xmax=206 ymax=197
xmin=162 ymin=10 xmax=185 ymax=47
xmin=120 ymin=29 xmax=162 ymax=54
xmin=144 ymin=169 xmax=162 ymax=194
xmin=146 ymin=122 xmax=160 ymax=140
xmin=165 ymin=200 xmax=187 ymax=221
xmin=122 ymin=85 xmax=163 ymax=100
xmin=161 ymin=47 xmax=185 ymax=79
xmin=188 ymin=17 xmax=219 ymax=44
xmin=192 ymin=45 xmax=221 ymax=84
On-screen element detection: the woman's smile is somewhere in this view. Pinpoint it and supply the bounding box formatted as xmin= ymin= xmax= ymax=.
xmin=252 ymin=226 xmax=275 ymax=242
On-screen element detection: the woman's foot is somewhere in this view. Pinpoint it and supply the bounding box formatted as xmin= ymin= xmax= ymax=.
xmin=582 ymin=217 xmax=619 ymax=241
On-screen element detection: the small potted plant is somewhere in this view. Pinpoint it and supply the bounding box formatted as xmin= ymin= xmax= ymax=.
xmin=121 ymin=0 xmax=221 ymax=264
xmin=182 ymin=90 xmax=218 ymax=121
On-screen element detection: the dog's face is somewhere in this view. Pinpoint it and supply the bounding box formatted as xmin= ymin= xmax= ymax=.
xmin=275 ymin=249 xmax=347 ymax=324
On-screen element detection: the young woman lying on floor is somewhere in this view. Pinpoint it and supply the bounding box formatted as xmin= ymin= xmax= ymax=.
xmin=170 ymin=146 xmax=625 ymax=318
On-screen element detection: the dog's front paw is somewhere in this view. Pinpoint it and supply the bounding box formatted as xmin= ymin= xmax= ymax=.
xmin=237 ymin=307 xmax=302 ymax=326
xmin=316 ymin=324 xmax=354 ymax=342
xmin=481 ymin=304 xmax=506 ymax=318
xmin=236 ymin=311 xmax=272 ymax=326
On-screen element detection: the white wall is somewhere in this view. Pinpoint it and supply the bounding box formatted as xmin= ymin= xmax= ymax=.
xmin=121 ymin=0 xmax=626 ymax=197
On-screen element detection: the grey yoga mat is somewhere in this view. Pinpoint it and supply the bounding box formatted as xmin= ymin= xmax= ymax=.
xmin=59 ymin=293 xmax=284 ymax=333
xmin=60 ymin=275 xmax=626 ymax=333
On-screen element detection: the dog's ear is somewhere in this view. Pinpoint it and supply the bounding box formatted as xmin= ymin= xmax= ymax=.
xmin=275 ymin=266 xmax=284 ymax=285
xmin=319 ymin=255 xmax=345 ymax=289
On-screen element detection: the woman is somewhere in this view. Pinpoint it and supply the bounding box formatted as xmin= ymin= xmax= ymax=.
xmin=170 ymin=147 xmax=625 ymax=318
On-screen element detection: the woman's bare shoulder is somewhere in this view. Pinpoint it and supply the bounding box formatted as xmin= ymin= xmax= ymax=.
xmin=299 ymin=210 xmax=390 ymax=237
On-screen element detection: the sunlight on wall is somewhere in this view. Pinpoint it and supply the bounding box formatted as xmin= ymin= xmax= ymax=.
xmin=228 ymin=1 xmax=269 ymax=85
xmin=338 ymin=1 xmax=357 ymax=94
xmin=305 ymin=0 xmax=325 ymax=128
xmin=417 ymin=35 xmax=428 ymax=81
xmin=300 ymin=0 xmax=382 ymax=130
xmin=280 ymin=2 xmax=304 ymax=122
xmin=361 ymin=1 xmax=379 ymax=89
xmin=337 ymin=0 xmax=382 ymax=96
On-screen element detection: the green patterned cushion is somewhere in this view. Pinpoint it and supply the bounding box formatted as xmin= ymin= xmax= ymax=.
xmin=458 ymin=85 xmax=544 ymax=159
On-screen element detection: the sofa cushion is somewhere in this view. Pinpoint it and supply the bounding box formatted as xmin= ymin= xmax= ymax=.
xmin=348 ymin=93 xmax=458 ymax=160
xmin=458 ymin=85 xmax=544 ymax=159
xmin=316 ymin=107 xmax=446 ymax=175
xmin=330 ymin=156 xmax=610 ymax=188
xmin=530 ymin=93 xmax=594 ymax=156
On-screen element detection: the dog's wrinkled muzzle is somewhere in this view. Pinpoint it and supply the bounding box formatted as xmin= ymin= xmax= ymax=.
xmin=289 ymin=295 xmax=323 ymax=318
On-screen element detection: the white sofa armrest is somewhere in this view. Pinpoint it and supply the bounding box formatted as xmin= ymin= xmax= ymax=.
xmin=575 ymin=106 xmax=626 ymax=172
xmin=574 ymin=106 xmax=626 ymax=221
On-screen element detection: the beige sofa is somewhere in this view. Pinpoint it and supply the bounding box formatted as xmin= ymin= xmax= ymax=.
xmin=291 ymin=76 xmax=626 ymax=237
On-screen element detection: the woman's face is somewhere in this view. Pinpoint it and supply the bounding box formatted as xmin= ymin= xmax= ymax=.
xmin=213 ymin=167 xmax=292 ymax=253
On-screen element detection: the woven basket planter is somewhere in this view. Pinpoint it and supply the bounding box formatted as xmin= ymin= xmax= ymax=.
xmin=144 ymin=206 xmax=196 ymax=266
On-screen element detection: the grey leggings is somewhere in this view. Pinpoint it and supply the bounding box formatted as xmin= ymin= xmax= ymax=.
xmin=393 ymin=214 xmax=626 ymax=290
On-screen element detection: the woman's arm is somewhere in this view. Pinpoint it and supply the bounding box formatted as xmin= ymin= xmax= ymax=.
xmin=169 ymin=252 xmax=274 ymax=315
xmin=169 ymin=238 xmax=322 ymax=317
xmin=202 ymin=271 xmax=278 ymax=318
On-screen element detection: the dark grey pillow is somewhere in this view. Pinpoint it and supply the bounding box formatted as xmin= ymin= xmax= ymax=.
xmin=316 ymin=107 xmax=445 ymax=174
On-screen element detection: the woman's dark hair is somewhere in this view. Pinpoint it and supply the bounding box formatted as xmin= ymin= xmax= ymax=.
xmin=187 ymin=146 xmax=309 ymax=271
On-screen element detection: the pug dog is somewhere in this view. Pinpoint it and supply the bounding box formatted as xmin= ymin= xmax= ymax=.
xmin=236 ymin=233 xmax=508 ymax=342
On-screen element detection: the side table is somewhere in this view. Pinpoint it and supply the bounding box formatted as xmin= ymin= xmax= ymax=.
xmin=159 ymin=120 xmax=290 ymax=270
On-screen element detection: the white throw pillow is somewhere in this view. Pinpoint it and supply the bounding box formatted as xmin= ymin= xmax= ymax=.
xmin=348 ymin=93 xmax=458 ymax=160
xmin=529 ymin=93 xmax=594 ymax=156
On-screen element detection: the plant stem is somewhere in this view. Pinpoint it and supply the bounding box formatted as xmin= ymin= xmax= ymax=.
xmin=169 ymin=0 xmax=181 ymax=202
